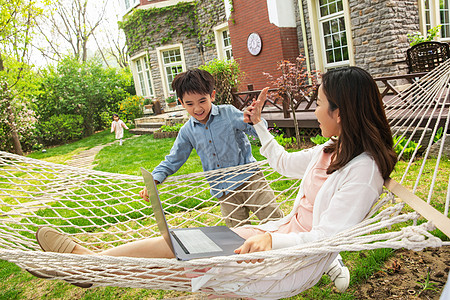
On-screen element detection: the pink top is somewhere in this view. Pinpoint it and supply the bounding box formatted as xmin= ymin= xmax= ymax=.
xmin=276 ymin=150 xmax=332 ymax=233
xmin=232 ymin=150 xmax=332 ymax=240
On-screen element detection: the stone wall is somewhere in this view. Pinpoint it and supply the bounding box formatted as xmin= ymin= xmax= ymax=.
xmin=123 ymin=0 xmax=227 ymax=103
xmin=350 ymin=0 xmax=420 ymax=78
xmin=294 ymin=0 xmax=420 ymax=78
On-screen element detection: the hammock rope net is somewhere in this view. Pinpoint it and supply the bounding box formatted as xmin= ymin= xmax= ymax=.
xmin=1 ymin=61 xmax=450 ymax=298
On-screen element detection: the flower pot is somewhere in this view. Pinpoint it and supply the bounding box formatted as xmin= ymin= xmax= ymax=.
xmin=144 ymin=104 xmax=153 ymax=109
xmin=167 ymin=102 xmax=177 ymax=108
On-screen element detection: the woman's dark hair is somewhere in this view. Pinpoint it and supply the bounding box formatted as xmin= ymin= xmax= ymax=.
xmin=171 ymin=69 xmax=215 ymax=102
xmin=321 ymin=66 xmax=397 ymax=179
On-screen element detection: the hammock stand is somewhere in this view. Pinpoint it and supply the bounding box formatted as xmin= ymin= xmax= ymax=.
xmin=1 ymin=61 xmax=450 ymax=298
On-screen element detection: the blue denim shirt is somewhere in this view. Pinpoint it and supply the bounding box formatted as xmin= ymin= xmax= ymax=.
xmin=152 ymin=104 xmax=267 ymax=198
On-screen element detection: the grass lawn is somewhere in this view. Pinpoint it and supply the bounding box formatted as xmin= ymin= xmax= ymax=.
xmin=0 ymin=130 xmax=448 ymax=299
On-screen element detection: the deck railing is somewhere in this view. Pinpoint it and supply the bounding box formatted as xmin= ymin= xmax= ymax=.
xmin=231 ymin=73 xmax=428 ymax=119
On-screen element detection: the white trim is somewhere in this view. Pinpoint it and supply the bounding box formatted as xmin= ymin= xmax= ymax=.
xmin=122 ymin=0 xmax=140 ymax=16
xmin=308 ymin=0 xmax=353 ymax=71
xmin=214 ymin=23 xmax=233 ymax=60
xmin=130 ymin=52 xmax=155 ymax=99
xmin=156 ymin=43 xmax=186 ymax=99
xmin=267 ymin=0 xmax=297 ymax=28
xmin=138 ymin=0 xmax=196 ymax=10
xmin=223 ymin=0 xmax=232 ymax=19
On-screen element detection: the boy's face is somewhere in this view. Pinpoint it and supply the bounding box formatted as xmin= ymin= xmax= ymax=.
xmin=180 ymin=91 xmax=215 ymax=124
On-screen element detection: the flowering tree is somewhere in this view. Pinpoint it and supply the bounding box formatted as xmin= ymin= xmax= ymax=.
xmin=264 ymin=55 xmax=318 ymax=148
xmin=0 ymin=0 xmax=44 ymax=154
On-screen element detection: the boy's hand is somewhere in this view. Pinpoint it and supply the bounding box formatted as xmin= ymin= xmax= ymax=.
xmin=139 ymin=187 xmax=149 ymax=202
xmin=244 ymin=87 xmax=268 ymax=125
xmin=139 ymin=180 xmax=160 ymax=202
xmin=234 ymin=232 xmax=272 ymax=263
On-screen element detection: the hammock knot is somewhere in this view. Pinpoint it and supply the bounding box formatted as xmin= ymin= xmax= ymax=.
xmin=400 ymin=223 xmax=442 ymax=250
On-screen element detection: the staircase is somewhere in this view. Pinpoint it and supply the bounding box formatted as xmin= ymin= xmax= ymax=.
xmin=130 ymin=108 xmax=189 ymax=135
xmin=129 ymin=118 xmax=165 ymax=135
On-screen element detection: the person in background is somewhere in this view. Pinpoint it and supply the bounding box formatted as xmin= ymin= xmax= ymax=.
xmin=111 ymin=114 xmax=128 ymax=146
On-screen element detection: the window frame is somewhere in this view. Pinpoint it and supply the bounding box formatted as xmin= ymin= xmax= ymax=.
xmin=214 ymin=23 xmax=233 ymax=60
xmin=123 ymin=0 xmax=140 ymax=15
xmin=156 ymin=44 xmax=186 ymax=99
xmin=420 ymin=0 xmax=450 ymax=42
xmin=307 ymin=0 xmax=354 ymax=71
xmin=130 ymin=53 xmax=156 ymax=99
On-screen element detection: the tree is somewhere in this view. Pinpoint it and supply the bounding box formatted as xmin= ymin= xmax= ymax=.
xmin=0 ymin=0 xmax=44 ymax=155
xmin=264 ymin=56 xmax=318 ymax=148
xmin=34 ymin=0 xmax=107 ymax=63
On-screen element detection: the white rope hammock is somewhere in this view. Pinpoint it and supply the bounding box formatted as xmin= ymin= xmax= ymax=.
xmin=0 ymin=61 xmax=449 ymax=298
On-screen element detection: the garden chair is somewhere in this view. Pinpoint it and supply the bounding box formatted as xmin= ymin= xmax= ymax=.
xmin=406 ymin=41 xmax=450 ymax=73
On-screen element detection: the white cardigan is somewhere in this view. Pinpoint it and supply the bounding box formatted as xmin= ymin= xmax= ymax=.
xmin=190 ymin=123 xmax=386 ymax=296
xmin=252 ymin=122 xmax=384 ymax=249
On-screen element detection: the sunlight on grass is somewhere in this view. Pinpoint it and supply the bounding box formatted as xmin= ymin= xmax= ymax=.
xmin=1 ymin=132 xmax=448 ymax=300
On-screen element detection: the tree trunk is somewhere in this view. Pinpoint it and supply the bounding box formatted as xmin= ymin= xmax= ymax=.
xmin=6 ymin=101 xmax=23 ymax=156
xmin=287 ymin=92 xmax=301 ymax=149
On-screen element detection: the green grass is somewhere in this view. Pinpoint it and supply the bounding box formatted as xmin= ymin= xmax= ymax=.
xmin=0 ymin=131 xmax=448 ymax=299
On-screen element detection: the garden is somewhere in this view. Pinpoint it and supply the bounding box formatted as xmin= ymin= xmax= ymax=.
xmin=0 ymin=120 xmax=449 ymax=299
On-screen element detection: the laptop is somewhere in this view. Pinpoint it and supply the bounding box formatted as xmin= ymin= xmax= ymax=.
xmin=141 ymin=168 xmax=245 ymax=261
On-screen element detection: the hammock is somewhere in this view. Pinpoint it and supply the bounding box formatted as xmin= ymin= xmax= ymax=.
xmin=0 ymin=62 xmax=450 ymax=298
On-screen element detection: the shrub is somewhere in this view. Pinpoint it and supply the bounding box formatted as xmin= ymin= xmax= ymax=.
xmin=159 ymin=123 xmax=183 ymax=132
xmin=35 ymin=57 xmax=134 ymax=137
xmin=118 ymin=95 xmax=144 ymax=123
xmin=37 ymin=114 xmax=84 ymax=145
xmin=393 ymin=135 xmax=421 ymax=159
xmin=407 ymin=25 xmax=442 ymax=47
xmin=310 ymin=134 xmax=330 ymax=145
xmin=199 ymin=59 xmax=243 ymax=105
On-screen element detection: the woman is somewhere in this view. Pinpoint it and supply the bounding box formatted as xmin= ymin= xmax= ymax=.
xmin=32 ymin=66 xmax=397 ymax=296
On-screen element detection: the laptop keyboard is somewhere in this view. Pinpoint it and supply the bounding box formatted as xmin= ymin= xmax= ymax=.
xmin=171 ymin=229 xmax=223 ymax=254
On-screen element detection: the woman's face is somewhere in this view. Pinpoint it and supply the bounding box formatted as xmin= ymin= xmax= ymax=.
xmin=314 ymin=85 xmax=341 ymax=138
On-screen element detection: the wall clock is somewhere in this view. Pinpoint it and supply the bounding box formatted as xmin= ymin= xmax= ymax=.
xmin=247 ymin=32 xmax=262 ymax=56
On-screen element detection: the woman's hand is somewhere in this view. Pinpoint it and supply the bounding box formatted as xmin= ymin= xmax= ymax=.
xmin=243 ymin=87 xmax=269 ymax=125
xmin=234 ymin=232 xmax=272 ymax=263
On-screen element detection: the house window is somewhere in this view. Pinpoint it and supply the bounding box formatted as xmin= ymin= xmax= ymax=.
xmin=156 ymin=45 xmax=186 ymax=98
xmin=221 ymin=29 xmax=233 ymax=60
xmin=124 ymin=0 xmax=139 ymax=10
xmin=317 ymin=0 xmax=349 ymax=68
xmin=423 ymin=0 xmax=450 ymax=40
xmin=214 ymin=24 xmax=233 ymax=60
xmin=134 ymin=56 xmax=154 ymax=98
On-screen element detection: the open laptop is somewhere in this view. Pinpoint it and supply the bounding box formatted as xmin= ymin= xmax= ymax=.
xmin=141 ymin=168 xmax=245 ymax=261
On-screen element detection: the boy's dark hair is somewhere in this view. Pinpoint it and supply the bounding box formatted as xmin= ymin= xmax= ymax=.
xmin=171 ymin=69 xmax=215 ymax=102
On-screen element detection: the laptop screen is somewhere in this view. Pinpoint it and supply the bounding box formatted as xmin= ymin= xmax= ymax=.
xmin=140 ymin=167 xmax=175 ymax=254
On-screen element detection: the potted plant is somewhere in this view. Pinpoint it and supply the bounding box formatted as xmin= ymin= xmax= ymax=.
xmin=166 ymin=95 xmax=178 ymax=108
xmin=143 ymin=98 xmax=153 ymax=110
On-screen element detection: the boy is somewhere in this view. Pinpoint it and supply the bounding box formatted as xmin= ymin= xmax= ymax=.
xmin=140 ymin=69 xmax=283 ymax=227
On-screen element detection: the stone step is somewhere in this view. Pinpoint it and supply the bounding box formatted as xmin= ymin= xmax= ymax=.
xmin=136 ymin=122 xmax=164 ymax=129
xmin=129 ymin=128 xmax=158 ymax=135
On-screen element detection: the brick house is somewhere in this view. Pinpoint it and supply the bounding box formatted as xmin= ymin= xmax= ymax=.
xmin=119 ymin=0 xmax=446 ymax=104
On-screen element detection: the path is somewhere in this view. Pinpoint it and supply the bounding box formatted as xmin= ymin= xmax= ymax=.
xmin=66 ymin=136 xmax=138 ymax=169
